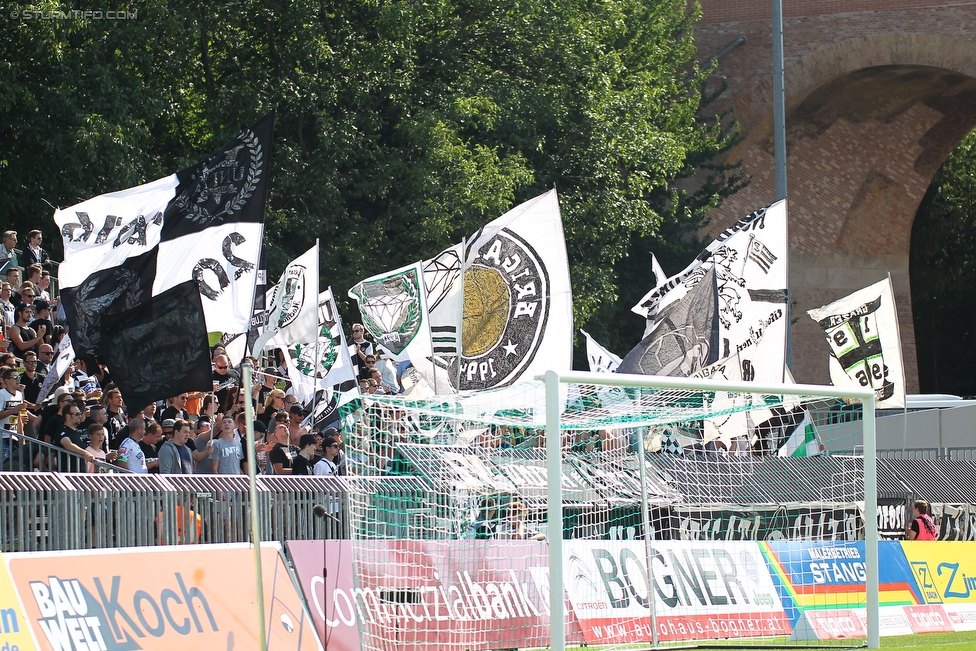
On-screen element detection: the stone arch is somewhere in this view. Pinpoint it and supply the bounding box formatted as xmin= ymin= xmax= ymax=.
xmin=736 ymin=33 xmax=976 ymax=132
xmin=703 ymin=34 xmax=976 ymax=390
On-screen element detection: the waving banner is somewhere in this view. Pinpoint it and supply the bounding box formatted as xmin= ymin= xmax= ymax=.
xmin=581 ymin=329 xmax=621 ymax=374
xmin=56 ymin=112 xmax=273 ymax=356
xmin=631 ymin=200 xmax=789 ymax=383
xmin=349 ymin=261 xmax=432 ymax=364
xmin=284 ymin=287 xmax=357 ymax=403
xmin=807 ymin=276 xmax=905 ymax=408
xmin=253 ymin=243 xmax=319 ymax=352
xmin=457 ymin=189 xmax=573 ymax=390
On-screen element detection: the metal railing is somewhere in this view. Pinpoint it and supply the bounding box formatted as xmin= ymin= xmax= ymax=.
xmin=0 ymin=472 xmax=349 ymax=552
xmin=2 ymin=433 xmax=129 ymax=474
xmin=877 ymin=447 xmax=976 ymax=460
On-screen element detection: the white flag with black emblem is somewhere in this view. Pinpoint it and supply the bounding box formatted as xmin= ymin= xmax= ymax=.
xmin=629 ymin=200 xmax=789 ymax=383
xmin=349 ymin=261 xmax=433 ymax=364
xmin=284 ymin=288 xmax=358 ymax=403
xmin=458 ymin=189 xmax=573 ymax=390
xmin=55 ymin=113 xmax=274 ymax=357
xmin=807 ymin=276 xmax=906 ymax=408
xmin=253 ymin=243 xmax=320 ymax=352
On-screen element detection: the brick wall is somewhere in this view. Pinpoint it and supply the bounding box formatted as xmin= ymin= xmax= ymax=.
xmin=688 ymin=2 xmax=976 ymax=390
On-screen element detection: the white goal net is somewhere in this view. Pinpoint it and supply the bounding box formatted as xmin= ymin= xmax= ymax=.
xmin=336 ymin=371 xmax=879 ymax=650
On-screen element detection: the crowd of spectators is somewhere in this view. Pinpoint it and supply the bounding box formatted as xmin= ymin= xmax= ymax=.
xmin=0 ymin=230 xmax=402 ymax=478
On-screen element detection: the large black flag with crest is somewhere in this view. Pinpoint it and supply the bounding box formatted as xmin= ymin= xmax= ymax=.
xmin=56 ymin=112 xmax=274 ymax=360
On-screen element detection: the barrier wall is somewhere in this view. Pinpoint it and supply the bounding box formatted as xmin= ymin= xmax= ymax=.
xmin=2 ymin=540 xmax=975 ymax=649
xmin=285 ymin=540 xmax=976 ymax=648
xmin=0 ymin=544 xmax=322 ymax=651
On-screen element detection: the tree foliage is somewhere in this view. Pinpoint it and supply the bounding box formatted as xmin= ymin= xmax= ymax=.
xmin=0 ymin=0 xmax=740 ymax=358
xmin=911 ymin=128 xmax=976 ymax=395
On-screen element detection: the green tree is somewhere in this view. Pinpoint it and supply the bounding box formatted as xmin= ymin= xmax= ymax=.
xmin=0 ymin=0 xmax=740 ymax=359
xmin=911 ymin=128 xmax=976 ymax=394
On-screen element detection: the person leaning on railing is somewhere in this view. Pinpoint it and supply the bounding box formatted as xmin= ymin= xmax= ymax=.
xmin=57 ymin=402 xmax=94 ymax=472
xmin=0 ymin=366 xmax=40 ymax=468
xmin=85 ymin=423 xmax=117 ymax=472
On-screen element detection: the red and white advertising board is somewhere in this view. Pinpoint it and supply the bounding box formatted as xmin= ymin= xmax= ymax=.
xmin=288 ymin=540 xmax=565 ymax=651
xmin=562 ymin=540 xmax=791 ymax=644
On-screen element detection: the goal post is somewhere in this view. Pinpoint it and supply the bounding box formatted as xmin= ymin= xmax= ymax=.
xmin=542 ymin=369 xmax=879 ymax=650
xmin=339 ymin=369 xmax=880 ymax=651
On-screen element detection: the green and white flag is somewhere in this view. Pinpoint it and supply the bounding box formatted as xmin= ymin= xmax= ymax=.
xmin=284 ymin=288 xmax=357 ymax=403
xmin=777 ymin=410 xmax=823 ymax=458
xmin=253 ymin=243 xmax=319 ymax=352
xmin=349 ymin=261 xmax=432 ymax=364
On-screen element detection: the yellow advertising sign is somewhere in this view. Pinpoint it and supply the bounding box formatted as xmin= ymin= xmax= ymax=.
xmin=0 ymin=554 xmax=37 ymax=651
xmin=901 ymin=542 xmax=976 ymax=604
xmin=4 ymin=544 xmax=321 ymax=651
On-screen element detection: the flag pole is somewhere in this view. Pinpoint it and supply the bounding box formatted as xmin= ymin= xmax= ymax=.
xmin=311 ymin=239 xmax=322 ymax=421
xmin=427 ymin=261 xmax=440 ymax=396
xmin=242 ymin=362 xmax=268 ymax=651
xmin=456 ymin=236 xmax=466 ymax=392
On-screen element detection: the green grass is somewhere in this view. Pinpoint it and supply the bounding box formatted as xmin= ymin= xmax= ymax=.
xmin=882 ymin=630 xmax=976 ymax=648
xmin=553 ymin=630 xmax=976 ymax=650
xmin=688 ymin=630 xmax=976 ymax=649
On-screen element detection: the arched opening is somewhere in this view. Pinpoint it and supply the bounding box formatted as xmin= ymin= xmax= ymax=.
xmin=706 ymin=63 xmax=976 ymax=390
xmin=910 ymin=129 xmax=976 ymax=395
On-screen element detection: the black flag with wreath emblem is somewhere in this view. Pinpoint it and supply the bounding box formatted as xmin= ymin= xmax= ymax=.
xmin=56 ymin=112 xmax=274 ymax=358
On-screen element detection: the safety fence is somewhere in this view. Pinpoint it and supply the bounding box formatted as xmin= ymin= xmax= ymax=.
xmin=0 ymin=471 xmax=368 ymax=552
xmin=1 ymin=433 xmax=127 ymax=474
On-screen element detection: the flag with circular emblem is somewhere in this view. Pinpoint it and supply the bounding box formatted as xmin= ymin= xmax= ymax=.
xmin=456 ymin=189 xmax=573 ymax=390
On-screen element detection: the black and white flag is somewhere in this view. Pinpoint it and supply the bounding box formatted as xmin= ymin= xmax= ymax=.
xmin=807 ymin=276 xmax=906 ymax=408
xmin=98 ymin=280 xmax=213 ymax=411
xmin=253 ymin=242 xmax=319 ymax=352
xmin=630 ymin=200 xmax=789 ymax=383
xmin=618 ymin=266 xmax=720 ymax=376
xmin=56 ymin=112 xmax=274 ymax=357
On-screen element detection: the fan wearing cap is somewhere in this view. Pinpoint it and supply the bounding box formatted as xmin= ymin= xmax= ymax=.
xmin=287 ymin=404 xmax=308 ymax=446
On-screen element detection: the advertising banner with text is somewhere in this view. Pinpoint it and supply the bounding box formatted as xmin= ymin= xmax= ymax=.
xmin=0 ymin=556 xmax=37 ymax=651
xmin=288 ymin=540 xmax=556 ymax=651
xmin=901 ymin=541 xmax=976 ymax=631
xmin=562 ymin=540 xmax=791 ymax=644
xmin=3 ymin=544 xmax=322 ymax=651
xmin=760 ymin=540 xmax=919 ymax=627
